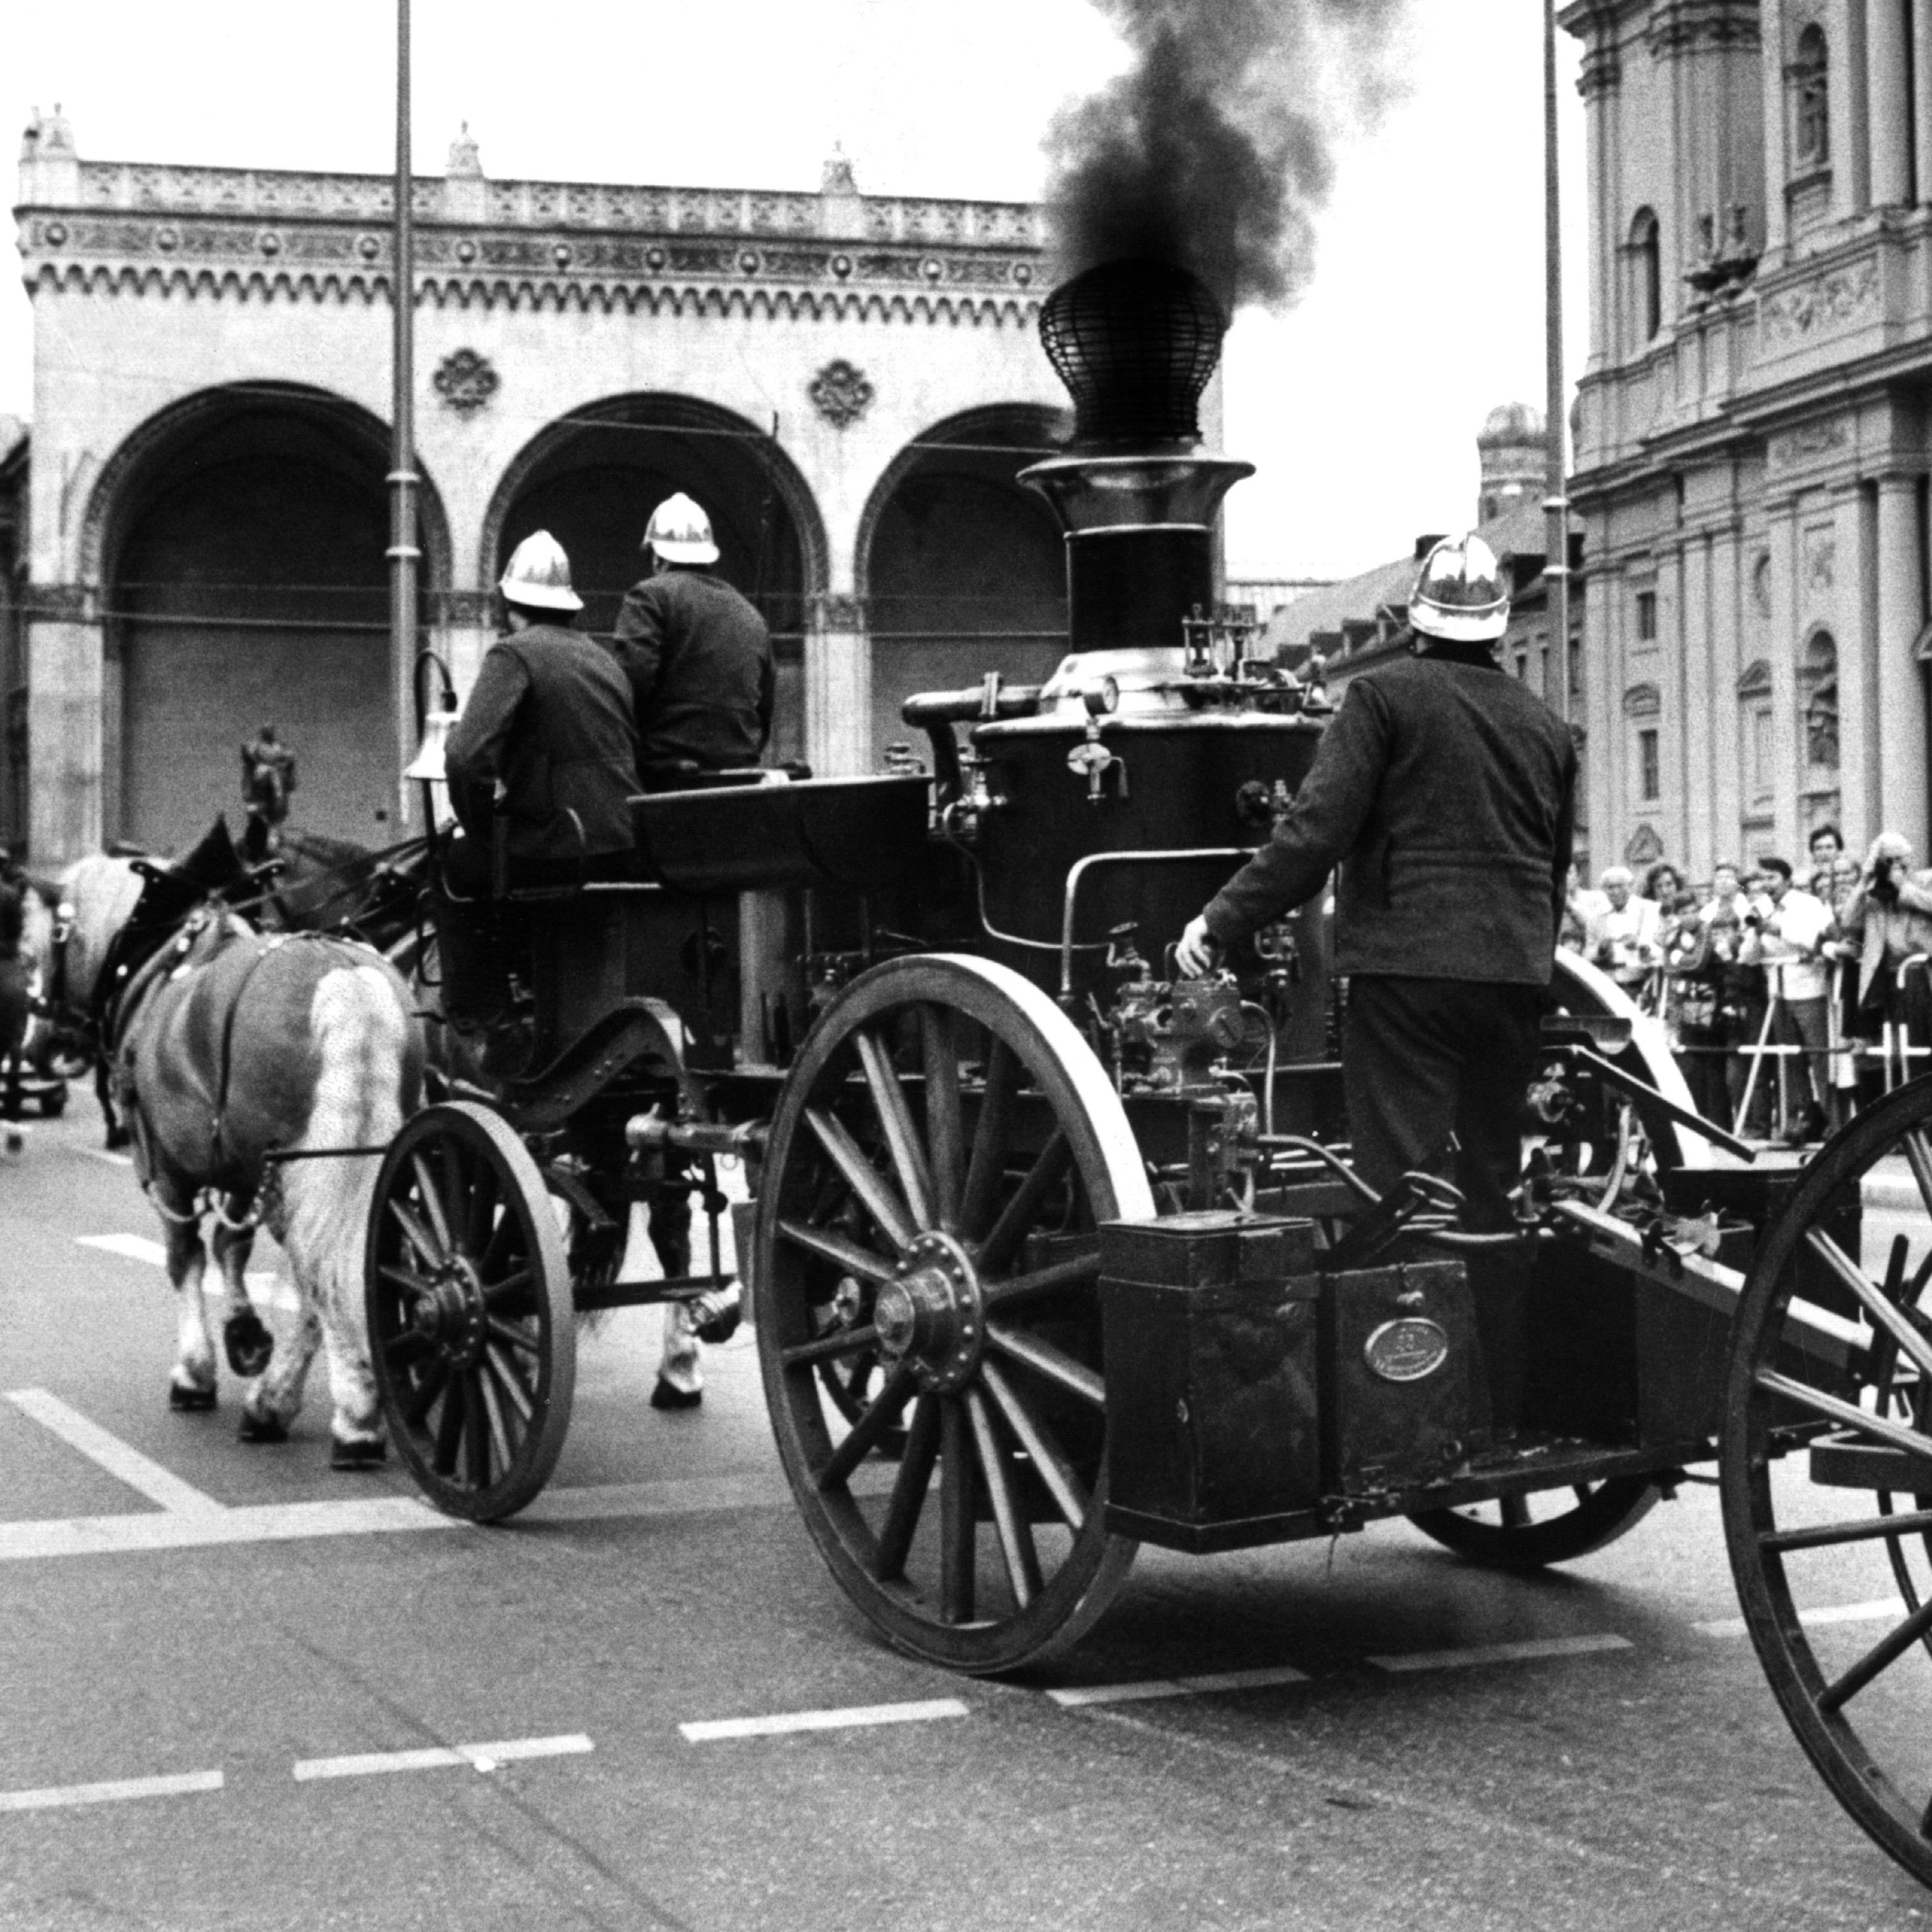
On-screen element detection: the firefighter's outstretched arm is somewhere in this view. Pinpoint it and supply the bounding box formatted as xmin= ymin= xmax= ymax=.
xmin=1175 ymin=681 xmax=1389 ymax=974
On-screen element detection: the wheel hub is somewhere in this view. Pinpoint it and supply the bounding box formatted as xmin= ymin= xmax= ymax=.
xmin=408 ymin=1261 xmax=487 ymax=1369
xmin=873 ymin=1230 xmax=983 ymax=1392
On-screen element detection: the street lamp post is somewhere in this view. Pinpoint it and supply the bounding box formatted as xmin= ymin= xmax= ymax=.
xmin=389 ymin=0 xmax=421 ymax=827
xmin=1544 ymin=0 xmax=1571 ymax=728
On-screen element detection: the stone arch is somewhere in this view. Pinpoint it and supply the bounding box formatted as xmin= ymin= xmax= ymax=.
xmin=480 ymin=393 xmax=828 ymax=766
xmin=855 ymin=402 xmax=1072 ymax=763
xmin=84 ymin=382 xmax=451 ymax=851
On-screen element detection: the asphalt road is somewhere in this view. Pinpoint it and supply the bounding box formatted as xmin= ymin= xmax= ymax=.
xmin=1 ymin=1092 xmax=1929 ymax=1932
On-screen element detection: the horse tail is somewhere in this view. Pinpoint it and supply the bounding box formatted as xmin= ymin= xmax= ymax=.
xmin=278 ymin=956 xmax=421 ymax=1325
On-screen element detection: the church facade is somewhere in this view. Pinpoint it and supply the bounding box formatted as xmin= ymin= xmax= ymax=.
xmin=1562 ymin=0 xmax=1932 ymax=880
xmin=8 ymin=113 xmax=1086 ymax=861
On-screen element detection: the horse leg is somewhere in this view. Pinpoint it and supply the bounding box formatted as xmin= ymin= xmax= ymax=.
xmin=317 ymin=1276 xmax=386 ymax=1470
xmin=649 ymin=1176 xmax=704 ymax=1409
xmin=210 ymin=1191 xmax=274 ymax=1379
xmin=97 ymin=1059 xmax=130 ymax=1151
xmin=239 ymin=1292 xmax=319 ymax=1444
xmin=156 ymin=1180 xmax=218 ymax=1412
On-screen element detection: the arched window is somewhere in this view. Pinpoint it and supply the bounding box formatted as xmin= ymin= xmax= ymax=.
xmin=1791 ymin=24 xmax=1830 ymax=171
xmin=1799 ymin=630 xmax=1839 ymax=771
xmin=1629 ymin=208 xmax=1662 ymax=345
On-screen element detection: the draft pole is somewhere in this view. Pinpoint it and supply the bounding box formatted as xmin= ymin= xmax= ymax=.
xmin=1544 ymin=0 xmax=1571 ymax=730
xmin=388 ymin=0 xmax=421 ymax=828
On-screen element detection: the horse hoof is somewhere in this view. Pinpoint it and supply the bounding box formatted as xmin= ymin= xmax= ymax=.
xmin=329 ymin=1436 xmax=387 ymax=1471
xmin=650 ymin=1378 xmax=703 ymax=1412
xmin=104 ymin=1126 xmax=131 ymax=1152
xmin=238 ymin=1410 xmax=289 ymax=1444
xmin=223 ymin=1310 xmax=274 ymax=1379
xmin=168 ymin=1383 xmax=217 ymax=1413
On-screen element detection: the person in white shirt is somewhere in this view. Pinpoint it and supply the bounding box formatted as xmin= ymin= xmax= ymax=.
xmin=1586 ymin=866 xmax=1662 ymax=993
xmin=1740 ymin=855 xmax=1834 ymax=1142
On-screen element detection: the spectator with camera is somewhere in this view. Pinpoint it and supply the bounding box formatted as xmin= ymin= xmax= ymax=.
xmin=1586 ymin=866 xmax=1662 ymax=997
xmin=1839 ymin=833 xmax=1932 ymax=1096
xmin=1739 ymin=857 xmax=1834 ymax=1143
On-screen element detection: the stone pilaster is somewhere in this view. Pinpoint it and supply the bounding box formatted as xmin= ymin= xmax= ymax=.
xmin=1867 ymin=0 xmax=1913 ymax=204
xmin=1760 ymin=0 xmax=1790 ymax=256
xmin=806 ymin=592 xmax=871 ymax=778
xmin=1917 ymin=0 xmax=1932 ymax=204
xmin=1709 ymin=525 xmax=1744 ymax=854
xmin=25 ymin=595 xmax=102 ymax=866
xmin=1875 ymin=475 xmax=1927 ymax=852
xmin=1832 ymin=0 xmax=1871 ymax=218
xmin=1766 ymin=506 xmax=1802 ymax=857
xmin=1680 ymin=536 xmax=1714 ymax=880
xmin=1833 ymin=484 xmax=1875 ymax=846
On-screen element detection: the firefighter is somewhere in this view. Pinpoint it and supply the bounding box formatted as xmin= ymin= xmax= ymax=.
xmin=612 ymin=493 xmax=775 ymax=786
xmin=439 ymin=531 xmax=641 ymax=1069
xmin=1176 ymin=533 xmax=1576 ymax=1230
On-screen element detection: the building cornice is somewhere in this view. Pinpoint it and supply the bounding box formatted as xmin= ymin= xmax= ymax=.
xmin=1643 ymin=0 xmax=1760 ymax=55
xmin=14 ymin=157 xmax=1047 ymax=322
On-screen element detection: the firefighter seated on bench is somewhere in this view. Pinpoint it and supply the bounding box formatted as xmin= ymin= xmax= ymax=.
xmin=439 ymin=529 xmax=641 ymax=1079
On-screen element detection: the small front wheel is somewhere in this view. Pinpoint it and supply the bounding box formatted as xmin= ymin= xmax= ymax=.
xmin=366 ymin=1101 xmax=575 ymax=1521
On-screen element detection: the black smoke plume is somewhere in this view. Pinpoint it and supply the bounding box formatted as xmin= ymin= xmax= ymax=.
xmin=1045 ymin=0 xmax=1410 ymax=313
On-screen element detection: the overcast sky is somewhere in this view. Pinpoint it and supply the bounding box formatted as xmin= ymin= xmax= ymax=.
xmin=3 ymin=0 xmax=1587 ymax=582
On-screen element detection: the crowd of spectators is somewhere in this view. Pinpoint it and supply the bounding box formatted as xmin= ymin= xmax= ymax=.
xmin=1559 ymin=825 xmax=1932 ymax=1144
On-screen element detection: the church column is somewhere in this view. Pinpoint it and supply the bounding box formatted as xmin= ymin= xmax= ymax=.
xmin=1680 ymin=535 xmax=1714 ymax=880
xmin=1762 ymin=0 xmax=1790 ymax=256
xmin=24 ymin=589 xmax=102 ymax=866
xmin=806 ymin=592 xmax=871 ymax=777
xmin=1868 ymin=0 xmax=1913 ymax=203
xmin=1876 ymin=473 xmax=1928 ymax=851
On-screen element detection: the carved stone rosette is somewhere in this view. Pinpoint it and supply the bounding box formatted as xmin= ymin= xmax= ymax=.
xmin=808 ymin=359 xmax=875 ymax=430
xmin=433 ymin=348 xmax=500 ymax=417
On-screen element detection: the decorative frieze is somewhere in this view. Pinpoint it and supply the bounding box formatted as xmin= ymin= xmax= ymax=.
xmin=1759 ymin=260 xmax=1879 ymax=344
xmin=1768 ymin=418 xmax=1849 ymax=468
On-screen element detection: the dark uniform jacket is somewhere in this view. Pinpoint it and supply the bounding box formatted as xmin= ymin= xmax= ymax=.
xmin=611 ymin=569 xmax=775 ymax=775
xmin=444 ymin=623 xmax=641 ymax=865
xmin=1203 ymin=645 xmax=1577 ymax=986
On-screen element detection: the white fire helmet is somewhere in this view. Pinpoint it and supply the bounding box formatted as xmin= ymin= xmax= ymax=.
xmin=643 ymin=492 xmax=720 ymax=566
xmin=1409 ymin=532 xmax=1510 ymax=644
xmin=498 ymin=529 xmax=583 ymax=612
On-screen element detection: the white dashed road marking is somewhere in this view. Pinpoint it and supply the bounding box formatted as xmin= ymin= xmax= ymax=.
xmin=6 ymin=1388 xmax=223 ymax=1516
xmin=75 ymin=1233 xmax=292 ymax=1308
xmin=1047 ymin=1665 xmax=1310 ymax=1707
xmin=292 ymin=1734 xmax=593 ymax=1781
xmin=1694 ymin=1597 xmax=1908 ymax=1639
xmin=0 ymin=1770 xmax=223 ymax=1814
xmin=681 ymin=1698 xmax=970 ymax=1743
xmin=1368 ymin=1634 xmax=1634 ymax=1673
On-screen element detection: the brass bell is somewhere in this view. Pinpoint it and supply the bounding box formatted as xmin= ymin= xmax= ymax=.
xmin=405 ymin=702 xmax=457 ymax=782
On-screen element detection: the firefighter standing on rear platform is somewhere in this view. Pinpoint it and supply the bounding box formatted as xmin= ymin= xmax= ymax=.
xmin=1176 ymin=534 xmax=1576 ymax=1231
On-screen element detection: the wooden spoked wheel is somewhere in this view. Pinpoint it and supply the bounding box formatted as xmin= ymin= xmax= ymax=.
xmin=366 ymin=1101 xmax=576 ymax=1522
xmin=1408 ymin=1477 xmax=1663 ymax=1569
xmin=1722 ymin=1078 xmax=1932 ymax=1889
xmin=755 ymin=954 xmax=1153 ymax=1674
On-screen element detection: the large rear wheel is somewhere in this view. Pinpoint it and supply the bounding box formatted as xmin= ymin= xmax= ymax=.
xmin=755 ymin=955 xmax=1150 ymax=1674
xmin=1722 ymin=1077 xmax=1932 ymax=1889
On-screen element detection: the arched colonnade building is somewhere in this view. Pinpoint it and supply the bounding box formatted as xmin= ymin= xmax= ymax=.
xmin=8 ymin=120 xmax=1098 ymax=860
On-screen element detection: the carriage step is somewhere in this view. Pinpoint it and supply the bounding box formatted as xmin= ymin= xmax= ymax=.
xmin=1808 ymin=1436 xmax=1932 ymax=1492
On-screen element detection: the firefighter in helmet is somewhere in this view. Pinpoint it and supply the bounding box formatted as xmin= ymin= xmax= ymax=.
xmin=1176 ymin=533 xmax=1577 ymax=1229
xmin=611 ymin=493 xmax=775 ymax=788
xmin=439 ymin=531 xmax=641 ymax=1067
